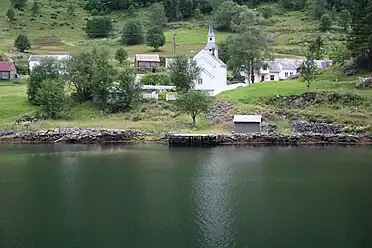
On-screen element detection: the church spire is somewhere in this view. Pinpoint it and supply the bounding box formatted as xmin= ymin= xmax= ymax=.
xmin=208 ymin=17 xmax=215 ymax=37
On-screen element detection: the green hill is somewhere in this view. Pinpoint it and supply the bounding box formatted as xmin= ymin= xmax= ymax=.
xmin=0 ymin=1 xmax=343 ymax=59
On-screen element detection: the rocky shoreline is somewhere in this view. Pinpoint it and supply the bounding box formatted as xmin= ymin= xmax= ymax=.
xmin=0 ymin=128 xmax=372 ymax=145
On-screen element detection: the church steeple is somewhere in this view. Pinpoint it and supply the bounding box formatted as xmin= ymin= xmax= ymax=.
xmin=204 ymin=18 xmax=218 ymax=58
xmin=207 ymin=18 xmax=215 ymax=43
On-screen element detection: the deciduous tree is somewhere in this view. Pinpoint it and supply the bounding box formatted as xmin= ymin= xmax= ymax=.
xmin=168 ymin=55 xmax=201 ymax=93
xmin=175 ymin=90 xmax=212 ymax=127
xmin=121 ymin=19 xmax=144 ymax=45
xmin=146 ymin=26 xmax=166 ymax=51
xmin=85 ymin=16 xmax=113 ymax=38
xmin=115 ymin=48 xmax=128 ymax=64
xmin=320 ymin=13 xmax=333 ymax=31
xmin=301 ymin=44 xmax=318 ymax=93
xmin=14 ymin=33 xmax=31 ymax=52
xmin=148 ymin=2 xmax=168 ymax=27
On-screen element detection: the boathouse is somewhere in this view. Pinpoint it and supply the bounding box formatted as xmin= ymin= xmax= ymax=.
xmin=233 ymin=115 xmax=262 ymax=133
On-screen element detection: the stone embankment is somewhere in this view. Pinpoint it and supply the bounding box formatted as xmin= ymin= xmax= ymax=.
xmin=168 ymin=133 xmax=372 ymax=145
xmin=0 ymin=129 xmax=160 ymax=144
xmin=0 ymin=128 xmax=371 ymax=145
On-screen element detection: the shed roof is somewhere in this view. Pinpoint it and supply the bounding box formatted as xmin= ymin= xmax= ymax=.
xmin=28 ymin=54 xmax=71 ymax=62
xmin=0 ymin=61 xmax=14 ymax=71
xmin=233 ymin=115 xmax=262 ymax=123
xmin=135 ymin=54 xmax=160 ymax=62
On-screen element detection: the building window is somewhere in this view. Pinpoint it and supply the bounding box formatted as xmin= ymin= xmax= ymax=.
xmin=285 ymin=72 xmax=288 ymax=77
xmin=263 ymin=64 xmax=268 ymax=70
xmin=270 ymin=75 xmax=275 ymax=81
xmin=290 ymin=72 xmax=293 ymax=75
xmin=210 ymin=38 xmax=213 ymax=41
xmin=198 ymin=78 xmax=203 ymax=85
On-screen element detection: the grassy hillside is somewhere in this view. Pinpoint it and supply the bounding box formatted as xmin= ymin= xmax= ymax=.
xmin=219 ymin=68 xmax=372 ymax=133
xmin=0 ymin=1 xmax=343 ymax=59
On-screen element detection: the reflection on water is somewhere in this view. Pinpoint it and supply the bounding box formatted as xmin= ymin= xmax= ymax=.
xmin=0 ymin=144 xmax=371 ymax=248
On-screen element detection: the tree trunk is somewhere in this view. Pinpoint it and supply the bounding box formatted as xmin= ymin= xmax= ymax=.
xmin=250 ymin=67 xmax=255 ymax=84
xmin=192 ymin=115 xmax=196 ymax=128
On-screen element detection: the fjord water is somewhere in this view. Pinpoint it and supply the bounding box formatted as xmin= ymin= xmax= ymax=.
xmin=0 ymin=144 xmax=372 ymax=248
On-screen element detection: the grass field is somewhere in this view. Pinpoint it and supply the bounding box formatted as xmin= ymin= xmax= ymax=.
xmin=0 ymin=1 xmax=342 ymax=59
xmin=219 ymin=68 xmax=372 ymax=132
xmin=1 ymin=68 xmax=371 ymax=134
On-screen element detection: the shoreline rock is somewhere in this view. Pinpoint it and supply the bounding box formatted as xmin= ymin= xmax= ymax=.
xmin=1 ymin=128 xmax=371 ymax=145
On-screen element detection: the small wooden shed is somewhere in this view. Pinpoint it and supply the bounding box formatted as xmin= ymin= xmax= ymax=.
xmin=0 ymin=61 xmax=17 ymax=80
xmin=134 ymin=54 xmax=160 ymax=71
xmin=233 ymin=115 xmax=262 ymax=133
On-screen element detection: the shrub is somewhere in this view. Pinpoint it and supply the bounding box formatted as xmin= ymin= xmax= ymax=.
xmin=158 ymin=91 xmax=166 ymax=100
xmin=121 ymin=19 xmax=144 ymax=45
xmin=35 ymin=80 xmax=70 ymax=119
xmin=28 ymin=59 xmax=60 ymax=105
xmin=14 ymin=34 xmax=31 ymax=52
xmin=140 ymin=73 xmax=171 ymax=85
xmin=85 ymin=16 xmax=113 ymax=38
xmin=320 ymin=14 xmax=332 ymax=31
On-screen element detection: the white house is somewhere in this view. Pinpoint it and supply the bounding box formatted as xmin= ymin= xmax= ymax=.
xmin=193 ymin=20 xmax=228 ymax=95
xmin=28 ymin=54 xmax=72 ymax=72
xmin=245 ymin=59 xmax=333 ymax=83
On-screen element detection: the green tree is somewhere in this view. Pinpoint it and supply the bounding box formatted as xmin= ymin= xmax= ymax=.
xmin=311 ymin=0 xmax=328 ymax=20
xmin=6 ymin=9 xmax=15 ymax=22
xmin=339 ymin=9 xmax=351 ymax=31
xmin=301 ymin=45 xmax=318 ymax=93
xmin=308 ymin=36 xmax=324 ymax=59
xmin=146 ymin=26 xmax=166 ymax=51
xmin=36 ymin=79 xmax=70 ymax=119
xmin=213 ymin=0 xmax=237 ymax=30
xmin=31 ymin=1 xmax=40 ymax=16
xmin=11 ymin=0 xmax=27 ymax=9
xmin=228 ymin=9 xmax=270 ymax=84
xmin=175 ymin=90 xmax=212 ymax=127
xmin=347 ymin=0 xmax=372 ymax=70
xmin=14 ymin=33 xmax=31 ymax=52
xmin=28 ymin=58 xmax=61 ymax=105
xmin=66 ymin=48 xmax=115 ymax=103
xmin=327 ymin=42 xmax=351 ymax=65
xmin=106 ymin=67 xmax=142 ymax=113
xmin=148 ymin=2 xmax=168 ymax=27
xmin=140 ymin=73 xmax=171 ymax=85
xmin=168 ymin=55 xmax=201 ymax=93
xmin=115 ymin=48 xmax=128 ymax=64
xmin=320 ymin=13 xmax=333 ymax=31
xmin=121 ymin=19 xmax=144 ymax=45
xmin=85 ymin=16 xmax=113 ymax=38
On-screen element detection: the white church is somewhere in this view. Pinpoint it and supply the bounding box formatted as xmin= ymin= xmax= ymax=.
xmin=193 ymin=20 xmax=228 ymax=95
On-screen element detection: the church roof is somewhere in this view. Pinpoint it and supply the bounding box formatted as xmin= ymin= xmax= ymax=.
xmin=195 ymin=50 xmax=227 ymax=68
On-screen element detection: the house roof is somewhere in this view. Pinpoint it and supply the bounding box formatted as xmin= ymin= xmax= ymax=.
xmin=28 ymin=54 xmax=71 ymax=62
xmin=233 ymin=115 xmax=262 ymax=123
xmin=266 ymin=61 xmax=281 ymax=72
xmin=275 ymin=59 xmax=303 ymax=70
xmin=0 ymin=61 xmax=14 ymax=71
xmin=135 ymin=54 xmax=160 ymax=62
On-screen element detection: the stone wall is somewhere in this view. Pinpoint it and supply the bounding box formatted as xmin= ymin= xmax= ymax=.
xmin=168 ymin=133 xmax=372 ymax=146
xmin=0 ymin=129 xmax=156 ymax=144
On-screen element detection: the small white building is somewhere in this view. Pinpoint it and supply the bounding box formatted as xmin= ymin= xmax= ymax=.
xmin=193 ymin=19 xmax=228 ymax=95
xmin=233 ymin=115 xmax=262 ymax=133
xmin=28 ymin=54 xmax=71 ymax=72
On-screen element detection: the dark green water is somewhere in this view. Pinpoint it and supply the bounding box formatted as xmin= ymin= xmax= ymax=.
xmin=0 ymin=144 xmax=372 ymax=248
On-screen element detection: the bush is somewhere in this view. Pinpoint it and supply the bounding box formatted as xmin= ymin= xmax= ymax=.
xmin=158 ymin=91 xmax=166 ymax=100
xmin=85 ymin=16 xmax=113 ymax=38
xmin=121 ymin=19 xmax=144 ymax=45
xmin=28 ymin=59 xmax=60 ymax=105
xmin=35 ymin=80 xmax=70 ymax=120
xmin=320 ymin=14 xmax=332 ymax=31
xmin=140 ymin=73 xmax=171 ymax=85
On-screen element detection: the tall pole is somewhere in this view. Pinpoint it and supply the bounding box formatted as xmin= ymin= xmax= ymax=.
xmin=172 ymin=31 xmax=176 ymax=56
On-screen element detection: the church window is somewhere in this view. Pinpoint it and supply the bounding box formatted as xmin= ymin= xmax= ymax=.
xmin=210 ymin=38 xmax=213 ymax=41
xmin=285 ymin=72 xmax=288 ymax=77
xmin=270 ymin=75 xmax=275 ymax=80
xmin=263 ymin=64 xmax=268 ymax=70
xmin=198 ymin=78 xmax=203 ymax=85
